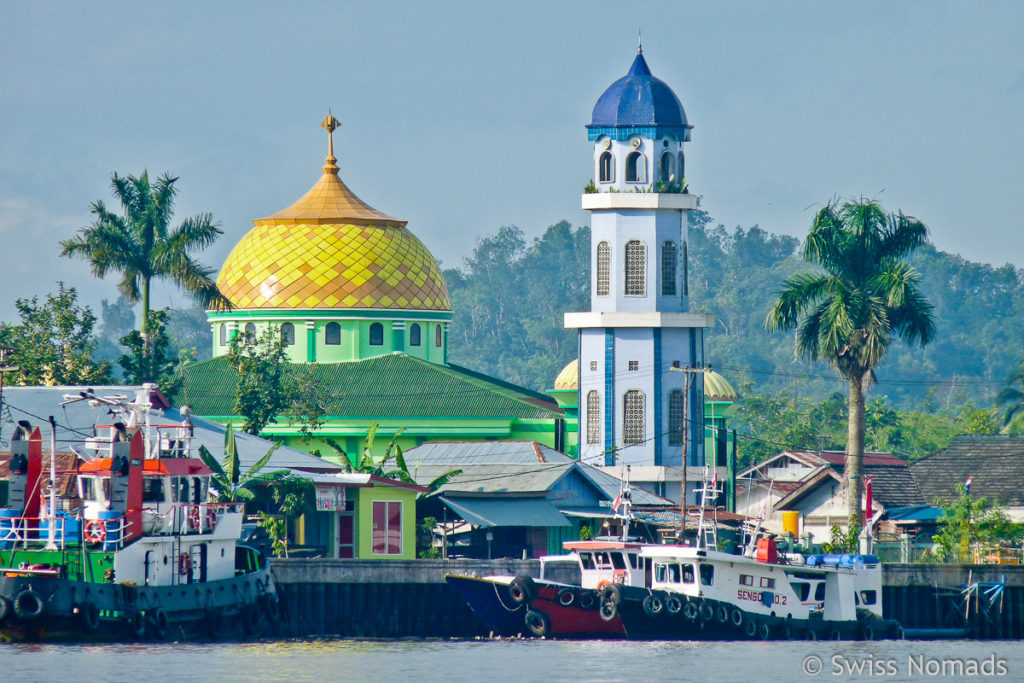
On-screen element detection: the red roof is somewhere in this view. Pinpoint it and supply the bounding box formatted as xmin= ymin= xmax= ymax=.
xmin=79 ymin=458 xmax=213 ymax=476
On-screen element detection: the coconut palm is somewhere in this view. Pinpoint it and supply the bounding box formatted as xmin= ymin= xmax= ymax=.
xmin=765 ymin=198 xmax=936 ymax=522
xmin=60 ymin=171 xmax=230 ymax=341
xmin=996 ymin=361 xmax=1024 ymax=432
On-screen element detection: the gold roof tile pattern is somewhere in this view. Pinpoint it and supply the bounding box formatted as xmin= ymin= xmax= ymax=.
xmin=217 ymin=120 xmax=450 ymax=312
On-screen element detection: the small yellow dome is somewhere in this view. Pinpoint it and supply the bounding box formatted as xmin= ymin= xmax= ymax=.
xmin=554 ymin=359 xmax=579 ymax=390
xmin=216 ymin=145 xmax=450 ymax=312
xmin=704 ymin=370 xmax=737 ymax=402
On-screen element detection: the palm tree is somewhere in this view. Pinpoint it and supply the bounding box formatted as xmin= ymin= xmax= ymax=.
xmin=996 ymin=361 xmax=1024 ymax=432
xmin=60 ymin=171 xmax=230 ymax=342
xmin=765 ymin=198 xmax=936 ymax=522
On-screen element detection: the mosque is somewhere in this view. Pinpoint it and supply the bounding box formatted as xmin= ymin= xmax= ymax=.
xmin=175 ymin=48 xmax=738 ymax=509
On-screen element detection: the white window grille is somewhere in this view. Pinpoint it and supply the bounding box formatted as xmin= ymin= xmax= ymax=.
xmin=596 ymin=241 xmax=611 ymax=296
xmin=662 ymin=241 xmax=677 ymax=296
xmin=624 ymin=240 xmax=646 ymax=296
xmin=623 ymin=390 xmax=645 ymax=445
xmin=586 ymin=390 xmax=601 ymax=444
xmin=668 ymin=389 xmax=685 ymax=446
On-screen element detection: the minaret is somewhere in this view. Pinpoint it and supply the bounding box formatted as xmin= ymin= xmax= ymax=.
xmin=565 ymin=49 xmax=714 ymax=504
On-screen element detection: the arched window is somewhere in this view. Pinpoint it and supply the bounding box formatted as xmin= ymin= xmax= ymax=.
xmin=244 ymin=322 xmax=256 ymax=339
xmin=325 ymin=322 xmax=341 ymax=345
xmin=586 ymin=390 xmax=601 ymax=444
xmin=218 ymin=323 xmax=226 ymax=346
xmin=596 ymin=241 xmax=611 ymax=296
xmin=623 ymin=390 xmax=645 ymax=445
xmin=659 ymin=152 xmax=675 ymax=184
xmin=280 ymin=322 xmax=295 ymax=346
xmin=436 ymin=325 xmax=443 ymax=347
xmin=369 ymin=322 xmax=384 ymax=346
xmin=661 ymin=241 xmax=677 ymax=296
xmin=625 ymin=152 xmax=646 ymax=183
xmin=678 ymin=151 xmax=685 ymax=181
xmin=409 ymin=323 xmax=421 ymax=346
xmin=598 ymin=151 xmax=614 ymax=183
xmin=668 ymin=389 xmax=685 ymax=445
xmin=624 ymin=240 xmax=646 ymax=296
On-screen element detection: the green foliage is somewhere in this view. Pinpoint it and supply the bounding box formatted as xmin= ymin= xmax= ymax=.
xmin=117 ymin=309 xmax=178 ymax=393
xmin=444 ymin=221 xmax=590 ymax=391
xmin=583 ymin=180 xmax=597 ymax=194
xmin=326 ymin=424 xmax=461 ymax=498
xmin=198 ymin=423 xmax=280 ymax=502
xmin=417 ymin=516 xmax=440 ymax=558
xmin=579 ymin=525 xmax=594 ymax=541
xmin=932 ymin=483 xmax=1024 ymax=563
xmin=226 ymin=326 xmax=326 ymax=437
xmin=269 ymin=475 xmax=315 ymax=520
xmin=257 ymin=511 xmax=287 ymax=558
xmin=822 ymin=521 xmax=862 ymax=554
xmin=933 ymin=485 xmax=1021 ymax=561
xmin=0 ymin=282 xmax=111 ymax=385
xmin=59 ymin=170 xmax=230 ymax=340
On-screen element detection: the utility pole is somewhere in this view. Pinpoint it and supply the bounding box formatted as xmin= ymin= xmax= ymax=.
xmin=670 ymin=365 xmax=706 ymax=544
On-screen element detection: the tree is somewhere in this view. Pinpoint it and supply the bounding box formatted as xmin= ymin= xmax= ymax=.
xmin=227 ymin=326 xmax=325 ymax=436
xmin=996 ymin=360 xmax=1024 ymax=432
xmin=117 ymin=308 xmax=178 ymax=393
xmin=0 ymin=282 xmax=111 ymax=385
xmin=932 ymin=483 xmax=1024 ymax=563
xmin=198 ymin=423 xmax=280 ymax=502
xmin=765 ymin=198 xmax=936 ymax=522
xmin=326 ymin=424 xmax=461 ymax=498
xmin=59 ymin=170 xmax=230 ymax=344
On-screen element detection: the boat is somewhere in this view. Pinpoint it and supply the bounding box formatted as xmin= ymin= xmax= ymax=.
xmin=0 ymin=387 xmax=280 ymax=641
xmin=447 ymin=469 xmax=903 ymax=640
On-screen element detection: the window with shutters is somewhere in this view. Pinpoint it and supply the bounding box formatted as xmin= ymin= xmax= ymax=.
xmin=668 ymin=389 xmax=685 ymax=446
xmin=661 ymin=241 xmax=677 ymax=296
xmin=623 ymin=390 xmax=645 ymax=445
xmin=586 ymin=390 xmax=600 ymax=445
xmin=624 ymin=240 xmax=646 ymax=296
xmin=372 ymin=500 xmax=403 ymax=555
xmin=596 ymin=241 xmax=611 ymax=296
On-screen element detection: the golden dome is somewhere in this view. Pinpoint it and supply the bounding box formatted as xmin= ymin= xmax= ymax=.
xmin=703 ymin=370 xmax=737 ymax=402
xmin=554 ymin=359 xmax=579 ymax=390
xmin=216 ymin=123 xmax=450 ymax=312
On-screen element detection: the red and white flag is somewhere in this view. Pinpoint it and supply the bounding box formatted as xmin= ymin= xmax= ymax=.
xmin=612 ymin=493 xmax=622 ymax=512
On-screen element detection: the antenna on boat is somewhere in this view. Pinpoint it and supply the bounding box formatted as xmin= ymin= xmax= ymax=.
xmin=43 ymin=415 xmax=59 ymax=550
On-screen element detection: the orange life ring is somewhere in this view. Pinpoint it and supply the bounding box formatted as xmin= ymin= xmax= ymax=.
xmin=84 ymin=520 xmax=106 ymax=544
xmin=188 ymin=505 xmax=201 ymax=530
xmin=179 ymin=552 xmax=191 ymax=576
xmin=205 ymin=508 xmax=218 ymax=532
xmin=597 ymin=580 xmax=612 ymax=589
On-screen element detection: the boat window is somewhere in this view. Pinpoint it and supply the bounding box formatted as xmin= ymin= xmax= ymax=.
xmin=627 ymin=553 xmax=638 ymax=569
xmin=740 ymin=574 xmax=753 ymax=586
xmin=101 ymin=478 xmax=111 ymax=502
xmin=611 ymin=552 xmax=627 ymax=570
xmin=192 ymin=478 xmax=203 ymax=503
xmin=579 ymin=552 xmax=595 ymax=570
xmin=80 ymin=477 xmax=97 ymax=501
xmin=815 ymin=582 xmax=826 ymax=601
xmin=860 ymin=590 xmax=877 ymax=606
xmin=855 ymin=592 xmax=860 ymax=605
xmin=655 ymin=562 xmax=667 ymax=583
xmin=681 ymin=564 xmax=695 ymax=584
xmin=593 ymin=552 xmax=612 ymax=570
xmin=142 ymin=478 xmax=166 ymax=503
xmin=699 ymin=564 xmax=714 ymax=586
xmin=760 ymin=577 xmax=776 ymax=589
xmin=172 ymin=477 xmax=189 ymax=503
xmin=792 ymin=582 xmax=810 ymax=601
xmin=668 ymin=564 xmax=681 ymax=583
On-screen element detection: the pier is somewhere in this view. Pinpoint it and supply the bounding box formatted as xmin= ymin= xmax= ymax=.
xmin=270 ymin=559 xmax=1024 ymax=639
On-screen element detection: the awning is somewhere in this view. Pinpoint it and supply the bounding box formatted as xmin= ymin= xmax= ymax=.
xmin=559 ymin=506 xmax=616 ymax=519
xmin=439 ymin=496 xmax=572 ymax=528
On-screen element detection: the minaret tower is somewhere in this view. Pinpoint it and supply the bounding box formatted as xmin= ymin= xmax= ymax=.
xmin=565 ymin=48 xmax=714 ymax=503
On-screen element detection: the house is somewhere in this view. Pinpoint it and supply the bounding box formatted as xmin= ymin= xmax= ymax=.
xmin=737 ymin=450 xmax=925 ymax=543
xmin=0 ymin=385 xmax=424 ymax=560
xmin=403 ymin=441 xmax=671 ymax=558
xmin=912 ymin=435 xmax=1024 ymax=522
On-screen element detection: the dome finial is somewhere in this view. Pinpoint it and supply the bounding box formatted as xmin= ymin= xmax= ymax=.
xmin=638 ymin=28 xmax=643 ymax=54
xmin=320 ymin=111 xmax=341 ymax=175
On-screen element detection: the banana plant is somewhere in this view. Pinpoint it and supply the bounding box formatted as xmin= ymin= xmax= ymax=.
xmin=199 ymin=423 xmax=280 ymax=502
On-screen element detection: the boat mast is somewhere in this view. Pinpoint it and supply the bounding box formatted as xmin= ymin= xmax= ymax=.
xmin=44 ymin=415 xmax=58 ymax=550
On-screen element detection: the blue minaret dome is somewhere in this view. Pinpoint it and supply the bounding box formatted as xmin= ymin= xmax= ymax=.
xmin=588 ymin=51 xmax=692 ymax=141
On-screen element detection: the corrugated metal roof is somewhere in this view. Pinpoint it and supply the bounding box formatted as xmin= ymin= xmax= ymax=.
xmin=439 ymin=496 xmax=572 ymax=528
xmin=405 ymin=441 xmax=574 ymax=466
xmin=415 ymin=463 xmax=571 ymax=494
xmin=172 ymin=353 xmax=561 ymax=420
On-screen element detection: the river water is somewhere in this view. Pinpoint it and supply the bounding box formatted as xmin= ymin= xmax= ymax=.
xmin=3 ymin=638 xmax=1024 ymax=682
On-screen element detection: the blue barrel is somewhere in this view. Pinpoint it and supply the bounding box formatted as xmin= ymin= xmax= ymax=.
xmin=821 ymin=554 xmax=842 ymax=566
xmin=99 ymin=510 xmax=123 ymax=550
xmin=0 ymin=508 xmax=21 ymax=549
xmin=63 ymin=515 xmax=81 ymax=544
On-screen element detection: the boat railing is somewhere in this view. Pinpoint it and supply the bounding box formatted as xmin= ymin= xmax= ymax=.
xmin=91 ymin=423 xmax=195 ymax=460
xmin=0 ymin=515 xmax=71 ymax=551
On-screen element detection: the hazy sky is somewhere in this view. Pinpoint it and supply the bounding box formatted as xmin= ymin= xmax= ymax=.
xmin=2 ymin=1 xmax=1022 ymax=322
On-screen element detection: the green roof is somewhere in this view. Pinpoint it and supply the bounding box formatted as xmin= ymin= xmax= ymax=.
xmin=173 ymin=353 xmax=562 ymax=421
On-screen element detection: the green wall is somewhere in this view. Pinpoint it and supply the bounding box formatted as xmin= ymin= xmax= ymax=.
xmin=352 ymin=486 xmax=419 ymax=560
